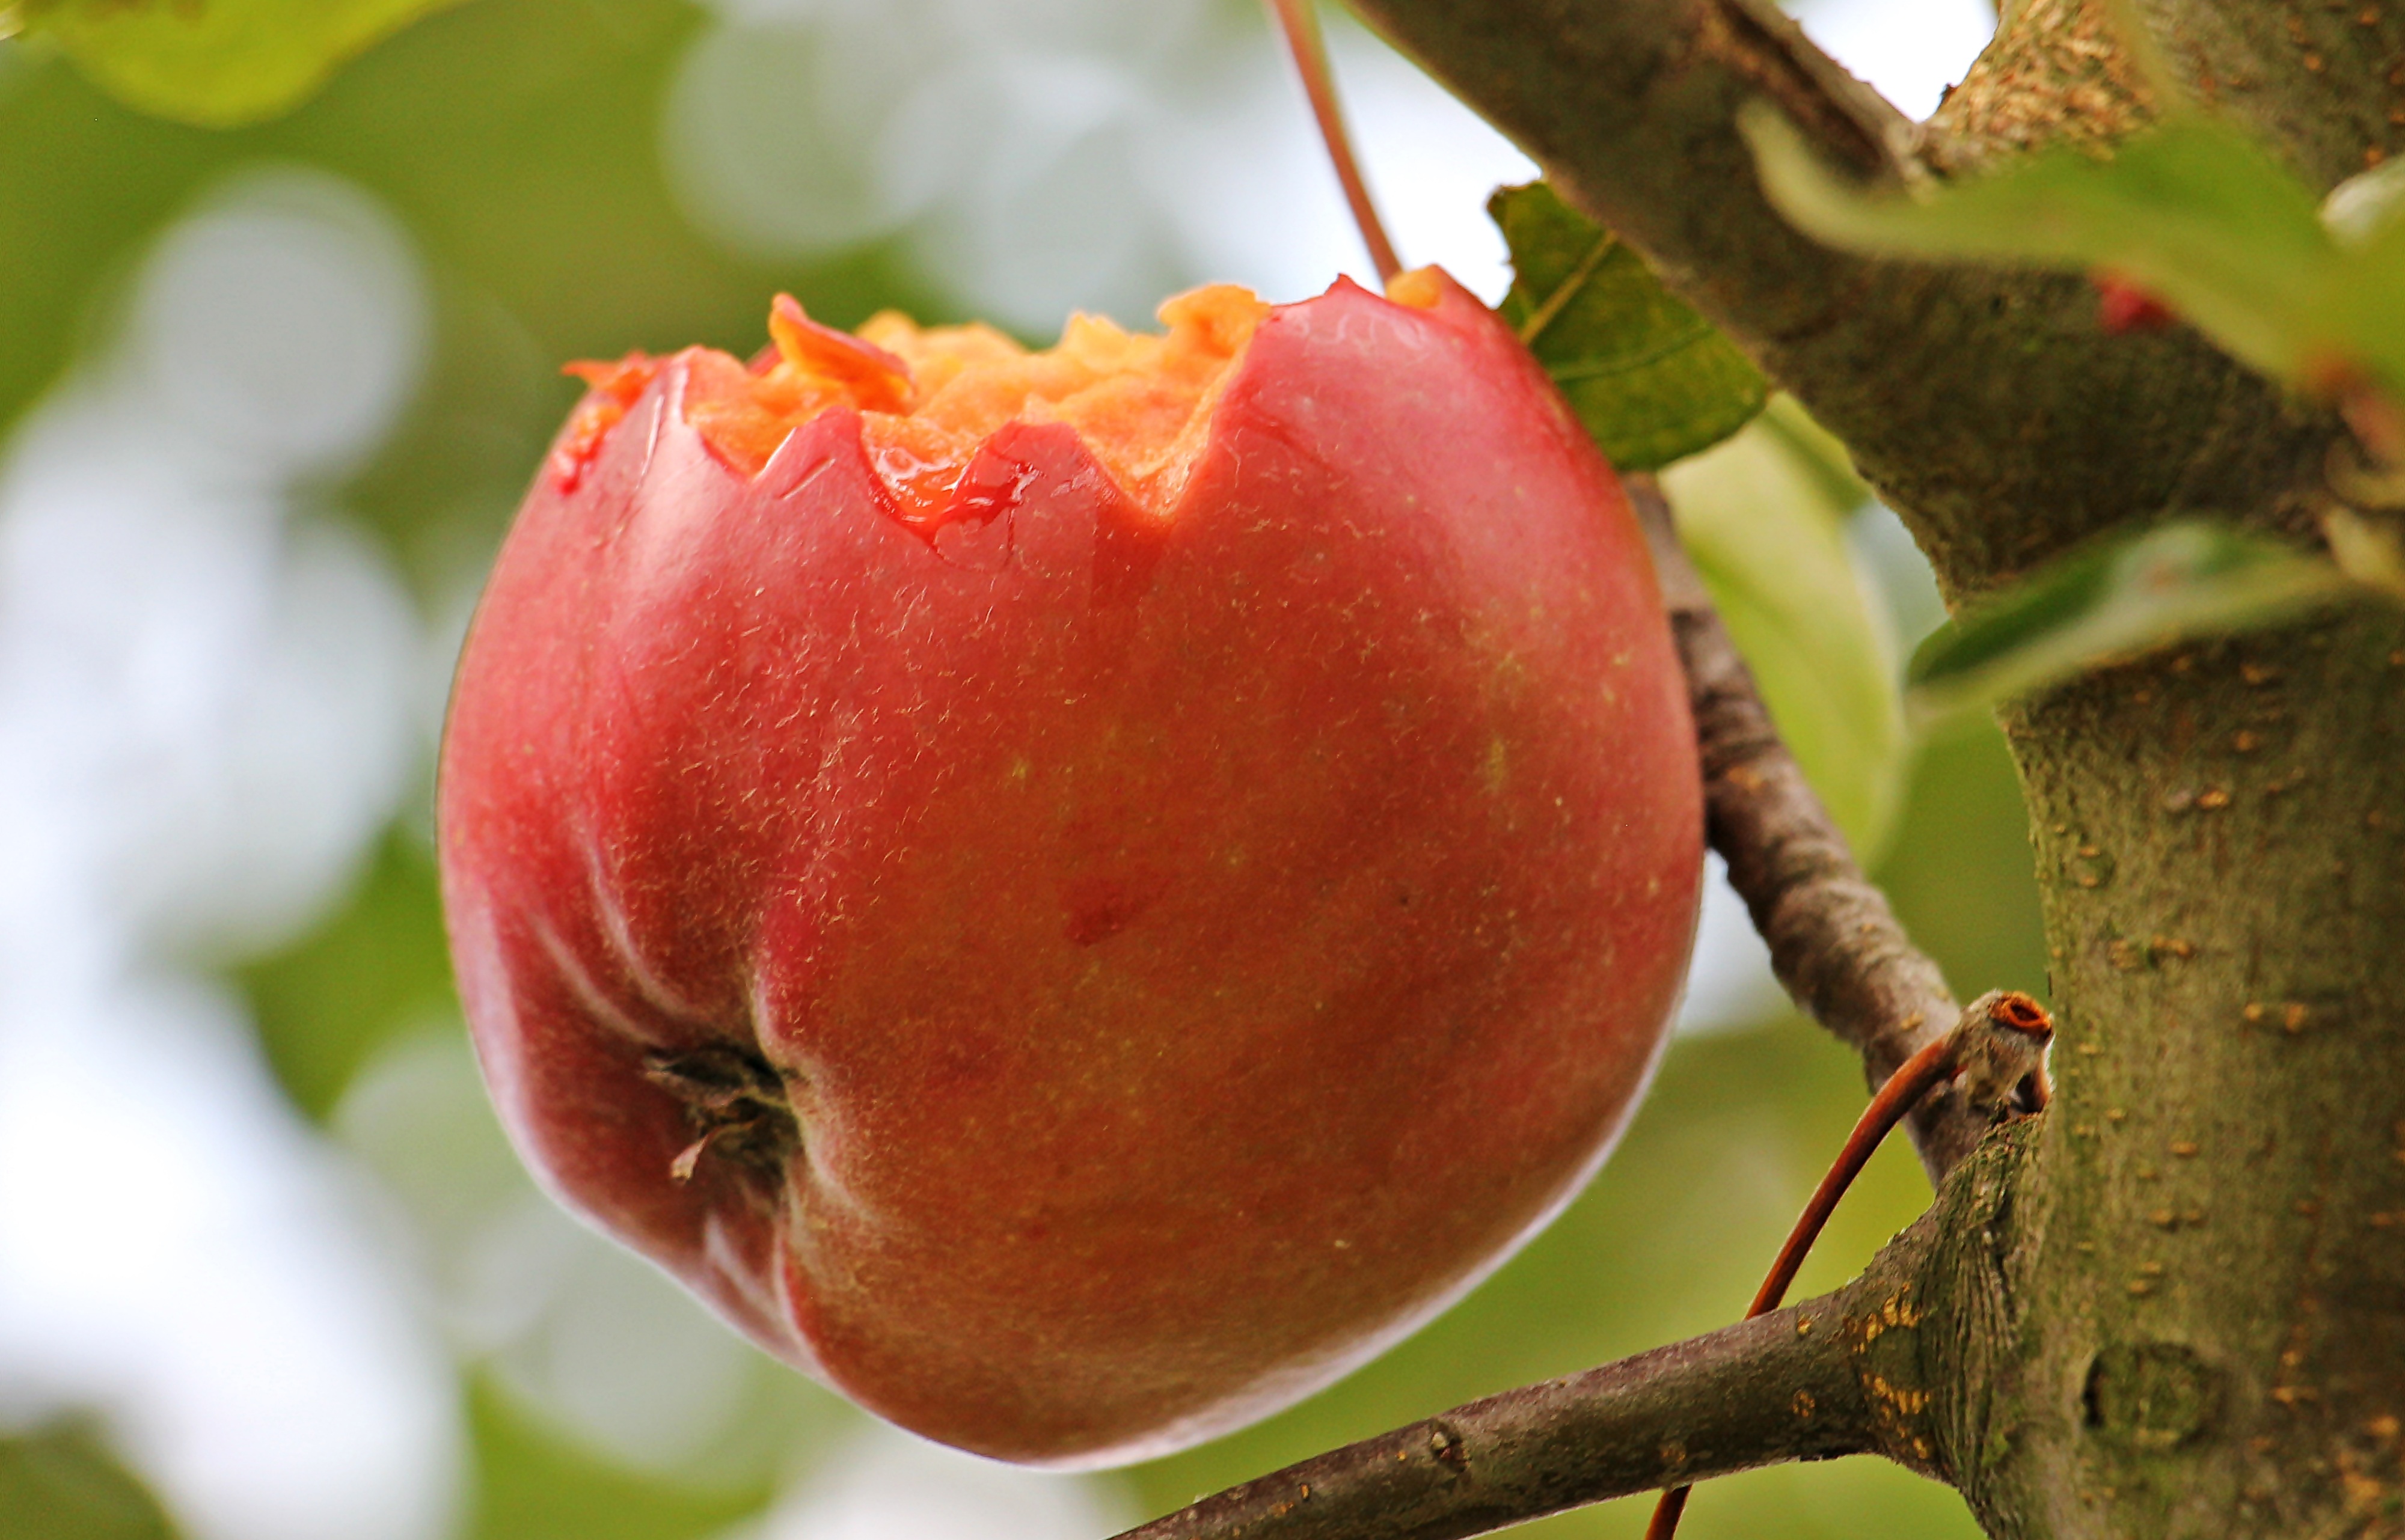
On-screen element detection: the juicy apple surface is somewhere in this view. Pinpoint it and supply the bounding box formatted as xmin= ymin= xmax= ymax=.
xmin=438 ymin=269 xmax=1703 ymax=1465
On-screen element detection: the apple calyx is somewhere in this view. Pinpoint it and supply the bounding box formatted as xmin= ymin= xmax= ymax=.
xmin=641 ymin=1043 xmax=800 ymax=1184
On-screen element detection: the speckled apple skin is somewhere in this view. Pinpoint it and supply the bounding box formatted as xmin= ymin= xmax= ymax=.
xmin=437 ymin=273 xmax=1703 ymax=1467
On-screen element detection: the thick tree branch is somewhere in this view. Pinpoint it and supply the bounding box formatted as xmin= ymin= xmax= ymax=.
xmin=1628 ymin=475 xmax=1985 ymax=1179
xmin=1110 ymin=1289 xmax=1878 ymax=1540
xmin=1933 ymin=1 xmax=2405 ymax=188
xmin=1346 ymin=0 xmax=2330 ymax=596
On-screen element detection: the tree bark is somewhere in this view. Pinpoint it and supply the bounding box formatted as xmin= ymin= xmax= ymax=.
xmin=1947 ymin=608 xmax=2405 ymax=1539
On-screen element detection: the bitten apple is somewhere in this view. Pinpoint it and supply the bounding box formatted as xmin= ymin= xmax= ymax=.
xmin=437 ymin=268 xmax=1703 ymax=1466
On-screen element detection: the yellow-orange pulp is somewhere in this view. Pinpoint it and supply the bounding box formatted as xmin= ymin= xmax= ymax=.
xmin=599 ymin=286 xmax=1274 ymax=524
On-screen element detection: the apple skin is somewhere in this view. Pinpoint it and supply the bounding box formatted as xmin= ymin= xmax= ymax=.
xmin=437 ymin=271 xmax=1703 ymax=1467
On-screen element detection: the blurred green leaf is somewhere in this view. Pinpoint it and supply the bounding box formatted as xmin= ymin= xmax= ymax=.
xmin=467 ymin=1376 xmax=774 ymax=1540
xmin=0 ymin=1422 xmax=180 ymax=1540
xmin=1490 ymin=182 xmax=1768 ymax=471
xmin=1907 ymin=521 xmax=2353 ymax=720
xmin=1872 ymin=715 xmax=2050 ymax=1005
xmin=1743 ymin=104 xmax=2405 ymax=397
xmin=17 ymin=0 xmax=468 ymax=127
xmin=239 ymin=824 xmax=454 ymax=1121
xmin=1663 ymin=401 xmax=1908 ymax=862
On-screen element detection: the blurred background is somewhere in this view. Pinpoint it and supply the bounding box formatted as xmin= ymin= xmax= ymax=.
xmin=0 ymin=0 xmax=2035 ymax=1536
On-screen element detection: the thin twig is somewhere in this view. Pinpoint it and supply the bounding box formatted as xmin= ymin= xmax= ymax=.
xmin=1626 ymin=472 xmax=1991 ymax=1181
xmin=1644 ymin=991 xmax=2052 ymax=1540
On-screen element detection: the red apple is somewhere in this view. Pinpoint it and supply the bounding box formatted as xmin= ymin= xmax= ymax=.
xmin=437 ymin=269 xmax=1702 ymax=1466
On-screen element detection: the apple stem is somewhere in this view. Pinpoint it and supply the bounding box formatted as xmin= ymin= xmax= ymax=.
xmin=1265 ymin=0 xmax=1404 ymax=286
xmin=1644 ymin=991 xmax=2053 ymax=1540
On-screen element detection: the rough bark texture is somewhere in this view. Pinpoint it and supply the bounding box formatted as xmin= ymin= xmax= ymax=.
xmin=1962 ymin=610 xmax=2405 ymax=1539
xmin=1326 ymin=1 xmax=2405 ymax=1537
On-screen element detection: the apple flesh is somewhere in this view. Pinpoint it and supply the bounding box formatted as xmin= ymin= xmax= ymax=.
xmin=437 ymin=269 xmax=1703 ymax=1466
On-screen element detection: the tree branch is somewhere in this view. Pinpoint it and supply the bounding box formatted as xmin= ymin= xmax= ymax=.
xmin=1106 ymin=1108 xmax=2050 ymax=1540
xmin=1346 ymin=0 xmax=2329 ymax=596
xmin=1109 ymin=1291 xmax=1877 ymax=1540
xmin=1628 ymin=474 xmax=1986 ymax=1179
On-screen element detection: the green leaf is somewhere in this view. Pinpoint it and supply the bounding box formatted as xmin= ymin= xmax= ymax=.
xmin=467 ymin=1377 xmax=775 ymax=1540
xmin=1742 ymin=104 xmax=2405 ymax=398
xmin=0 ymin=1422 xmax=180 ymax=1540
xmin=1662 ymin=400 xmax=1908 ymax=861
xmin=17 ymin=0 xmax=467 ymax=127
xmin=238 ymin=824 xmax=456 ymax=1121
xmin=1907 ymin=521 xmax=2356 ymax=720
xmin=1489 ymin=181 xmax=1768 ymax=471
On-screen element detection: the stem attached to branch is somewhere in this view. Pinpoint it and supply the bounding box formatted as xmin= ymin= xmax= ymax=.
xmin=1643 ymin=989 xmax=2052 ymax=1540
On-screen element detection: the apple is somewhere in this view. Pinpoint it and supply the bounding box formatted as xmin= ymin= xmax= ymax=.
xmin=437 ymin=267 xmax=1703 ymax=1466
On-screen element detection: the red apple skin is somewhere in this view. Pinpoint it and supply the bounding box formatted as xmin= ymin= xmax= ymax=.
xmin=438 ymin=272 xmax=1703 ymax=1467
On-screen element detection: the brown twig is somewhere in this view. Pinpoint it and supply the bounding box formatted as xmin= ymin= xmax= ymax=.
xmin=1625 ymin=472 xmax=1994 ymax=1180
xmin=1109 ymin=1283 xmax=1886 ymax=1540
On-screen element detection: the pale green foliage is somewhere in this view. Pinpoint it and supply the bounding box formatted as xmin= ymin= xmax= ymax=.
xmin=1906 ymin=521 xmax=2356 ymax=720
xmin=16 ymin=0 xmax=467 ymax=126
xmin=1665 ymin=402 xmax=1908 ymax=861
xmin=1744 ymin=103 xmax=2405 ymax=397
xmin=0 ymin=1423 xmax=179 ymax=1540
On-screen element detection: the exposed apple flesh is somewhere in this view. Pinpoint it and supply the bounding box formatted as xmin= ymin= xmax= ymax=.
xmin=438 ymin=269 xmax=1703 ymax=1466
